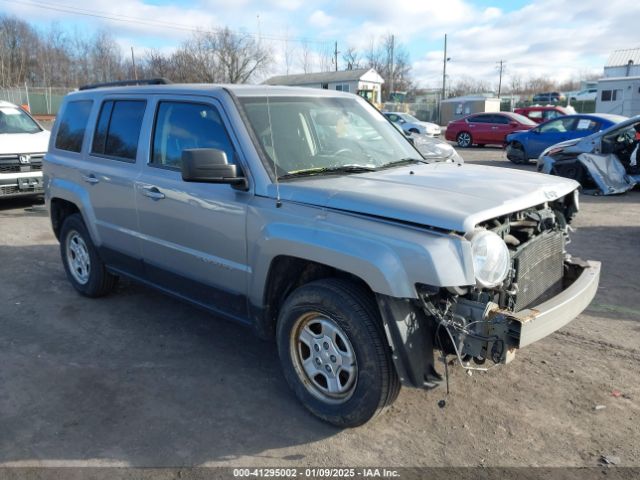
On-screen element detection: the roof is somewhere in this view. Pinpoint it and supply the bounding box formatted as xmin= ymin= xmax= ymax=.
xmin=597 ymin=75 xmax=640 ymax=82
xmin=441 ymin=94 xmax=499 ymax=102
xmin=606 ymin=48 xmax=640 ymax=67
xmin=264 ymin=68 xmax=383 ymax=86
xmin=0 ymin=100 xmax=19 ymax=108
xmin=64 ymin=83 xmax=358 ymax=99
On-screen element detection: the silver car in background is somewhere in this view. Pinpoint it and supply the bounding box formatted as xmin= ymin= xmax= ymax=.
xmin=383 ymin=111 xmax=441 ymax=137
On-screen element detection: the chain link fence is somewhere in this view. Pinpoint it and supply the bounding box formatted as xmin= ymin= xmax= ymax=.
xmin=0 ymin=86 xmax=72 ymax=116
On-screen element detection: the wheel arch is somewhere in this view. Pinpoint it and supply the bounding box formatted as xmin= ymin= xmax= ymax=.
xmin=48 ymin=178 xmax=100 ymax=244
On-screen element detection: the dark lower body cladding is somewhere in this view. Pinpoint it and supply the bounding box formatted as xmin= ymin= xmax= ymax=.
xmin=377 ymin=257 xmax=601 ymax=389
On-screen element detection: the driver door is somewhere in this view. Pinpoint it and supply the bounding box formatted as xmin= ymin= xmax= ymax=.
xmin=134 ymin=95 xmax=252 ymax=320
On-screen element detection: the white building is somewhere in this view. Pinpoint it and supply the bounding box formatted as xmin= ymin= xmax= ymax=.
xmin=604 ymin=48 xmax=640 ymax=78
xmin=264 ymin=68 xmax=384 ymax=104
xmin=595 ymin=76 xmax=640 ymax=117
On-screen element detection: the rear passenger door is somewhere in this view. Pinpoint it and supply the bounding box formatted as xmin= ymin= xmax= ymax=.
xmin=135 ymin=96 xmax=251 ymax=320
xmin=83 ymin=97 xmax=148 ymax=274
xmin=466 ymin=114 xmax=494 ymax=144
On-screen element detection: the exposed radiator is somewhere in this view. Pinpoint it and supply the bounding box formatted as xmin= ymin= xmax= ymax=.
xmin=513 ymin=231 xmax=565 ymax=311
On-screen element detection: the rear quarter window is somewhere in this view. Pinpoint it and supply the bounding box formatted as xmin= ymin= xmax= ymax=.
xmin=55 ymin=100 xmax=93 ymax=153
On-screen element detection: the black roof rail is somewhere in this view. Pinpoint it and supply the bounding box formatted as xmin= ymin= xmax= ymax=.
xmin=79 ymin=78 xmax=172 ymax=91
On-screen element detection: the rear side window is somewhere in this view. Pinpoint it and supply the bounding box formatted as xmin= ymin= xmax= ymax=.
xmin=91 ymin=100 xmax=146 ymax=161
xmin=55 ymin=100 xmax=93 ymax=153
xmin=468 ymin=115 xmax=493 ymax=124
xmin=492 ymin=115 xmax=510 ymax=125
xmin=151 ymin=101 xmax=235 ymax=169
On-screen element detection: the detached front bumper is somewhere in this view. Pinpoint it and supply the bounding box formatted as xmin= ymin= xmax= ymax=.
xmin=377 ymin=257 xmax=601 ymax=389
xmin=509 ymin=259 xmax=600 ymax=348
xmin=457 ymin=257 xmax=601 ymax=364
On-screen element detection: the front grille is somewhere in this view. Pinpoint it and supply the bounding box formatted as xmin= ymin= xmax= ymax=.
xmin=0 ymin=164 xmax=42 ymax=173
xmin=512 ymin=231 xmax=565 ymax=311
xmin=0 ymin=154 xmax=44 ymax=174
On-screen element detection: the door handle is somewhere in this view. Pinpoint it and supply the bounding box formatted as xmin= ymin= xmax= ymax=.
xmin=82 ymin=174 xmax=99 ymax=184
xmin=141 ymin=186 xmax=165 ymax=200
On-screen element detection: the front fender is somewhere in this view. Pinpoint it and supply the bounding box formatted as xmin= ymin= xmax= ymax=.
xmin=246 ymin=200 xmax=475 ymax=306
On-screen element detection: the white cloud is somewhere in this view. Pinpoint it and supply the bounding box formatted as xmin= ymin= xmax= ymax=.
xmin=411 ymin=0 xmax=640 ymax=88
xmin=309 ymin=10 xmax=333 ymax=28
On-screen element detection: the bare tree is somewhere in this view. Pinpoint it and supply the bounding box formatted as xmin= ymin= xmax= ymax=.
xmin=342 ymin=46 xmax=361 ymax=70
xmin=299 ymin=40 xmax=312 ymax=73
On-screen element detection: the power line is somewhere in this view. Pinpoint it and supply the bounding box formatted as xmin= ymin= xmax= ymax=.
xmin=0 ymin=0 xmax=332 ymax=46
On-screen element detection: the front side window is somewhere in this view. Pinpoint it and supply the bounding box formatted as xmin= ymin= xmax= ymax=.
xmin=55 ymin=100 xmax=93 ymax=153
xmin=238 ymin=95 xmax=419 ymax=178
xmin=0 ymin=106 xmax=41 ymax=135
xmin=151 ymin=102 xmax=235 ymax=169
xmin=92 ymin=100 xmax=146 ymax=161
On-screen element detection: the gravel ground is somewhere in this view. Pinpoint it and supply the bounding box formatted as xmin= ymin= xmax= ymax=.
xmin=0 ymin=146 xmax=638 ymax=469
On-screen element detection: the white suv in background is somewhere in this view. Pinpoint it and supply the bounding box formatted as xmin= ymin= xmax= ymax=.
xmin=0 ymin=101 xmax=50 ymax=198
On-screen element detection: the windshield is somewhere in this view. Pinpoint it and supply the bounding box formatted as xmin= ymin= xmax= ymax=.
xmin=0 ymin=106 xmax=41 ymax=134
xmin=510 ymin=113 xmax=537 ymax=126
xmin=400 ymin=113 xmax=420 ymax=123
xmin=239 ymin=96 xmax=420 ymax=179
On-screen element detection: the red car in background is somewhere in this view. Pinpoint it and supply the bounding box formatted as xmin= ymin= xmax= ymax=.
xmin=445 ymin=112 xmax=537 ymax=148
xmin=514 ymin=105 xmax=575 ymax=124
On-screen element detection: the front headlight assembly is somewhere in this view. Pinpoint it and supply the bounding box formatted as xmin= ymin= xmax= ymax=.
xmin=470 ymin=230 xmax=511 ymax=288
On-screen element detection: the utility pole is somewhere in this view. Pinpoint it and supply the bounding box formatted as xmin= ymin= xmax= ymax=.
xmin=389 ymin=34 xmax=395 ymax=99
xmin=442 ymin=34 xmax=448 ymax=100
xmin=334 ymin=41 xmax=339 ymax=72
xmin=440 ymin=34 xmax=448 ymax=126
xmin=496 ymin=59 xmax=506 ymax=98
xmin=131 ymin=47 xmax=138 ymax=80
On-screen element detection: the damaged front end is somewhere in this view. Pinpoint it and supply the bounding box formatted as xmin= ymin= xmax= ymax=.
xmin=377 ymin=193 xmax=600 ymax=389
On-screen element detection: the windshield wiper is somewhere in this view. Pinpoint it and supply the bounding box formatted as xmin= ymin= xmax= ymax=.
xmin=278 ymin=165 xmax=377 ymax=180
xmin=378 ymin=158 xmax=428 ymax=169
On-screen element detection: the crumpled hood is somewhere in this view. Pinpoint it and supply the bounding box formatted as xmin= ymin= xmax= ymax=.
xmin=275 ymin=163 xmax=578 ymax=233
xmin=0 ymin=130 xmax=50 ymax=155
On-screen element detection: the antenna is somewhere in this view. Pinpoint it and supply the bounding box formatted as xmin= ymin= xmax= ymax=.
xmin=266 ymin=94 xmax=282 ymax=208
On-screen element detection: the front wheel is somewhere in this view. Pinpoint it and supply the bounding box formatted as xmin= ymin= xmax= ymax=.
xmin=276 ymin=279 xmax=399 ymax=427
xmin=456 ymin=131 xmax=472 ymax=148
xmin=507 ymin=142 xmax=528 ymax=164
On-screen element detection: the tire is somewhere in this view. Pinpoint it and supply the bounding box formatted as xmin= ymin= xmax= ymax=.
xmin=507 ymin=142 xmax=528 ymax=164
xmin=552 ymin=161 xmax=585 ymax=184
xmin=59 ymin=213 xmax=118 ymax=297
xmin=276 ymin=278 xmax=400 ymax=427
xmin=456 ymin=131 xmax=472 ymax=148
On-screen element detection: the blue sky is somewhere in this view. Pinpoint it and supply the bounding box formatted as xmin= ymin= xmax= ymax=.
xmin=2 ymin=0 xmax=638 ymax=88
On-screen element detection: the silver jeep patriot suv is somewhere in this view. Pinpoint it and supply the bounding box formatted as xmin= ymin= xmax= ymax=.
xmin=44 ymin=80 xmax=600 ymax=427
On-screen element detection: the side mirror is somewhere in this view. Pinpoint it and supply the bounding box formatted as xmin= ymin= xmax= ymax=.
xmin=181 ymin=148 xmax=247 ymax=189
xmin=510 ymin=121 xmax=519 ymax=127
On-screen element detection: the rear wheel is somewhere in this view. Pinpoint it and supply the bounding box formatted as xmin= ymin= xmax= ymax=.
xmin=277 ymin=278 xmax=399 ymax=427
xmin=456 ymin=131 xmax=472 ymax=148
xmin=60 ymin=213 xmax=118 ymax=297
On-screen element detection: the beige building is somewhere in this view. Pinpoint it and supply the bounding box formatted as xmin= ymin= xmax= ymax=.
xmin=264 ymin=68 xmax=384 ymax=104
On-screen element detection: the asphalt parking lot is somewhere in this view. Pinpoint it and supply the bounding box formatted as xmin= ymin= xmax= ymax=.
xmin=1 ymin=147 xmax=639 ymax=468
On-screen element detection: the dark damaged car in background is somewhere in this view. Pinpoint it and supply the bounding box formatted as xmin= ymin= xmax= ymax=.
xmin=538 ymin=115 xmax=640 ymax=195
